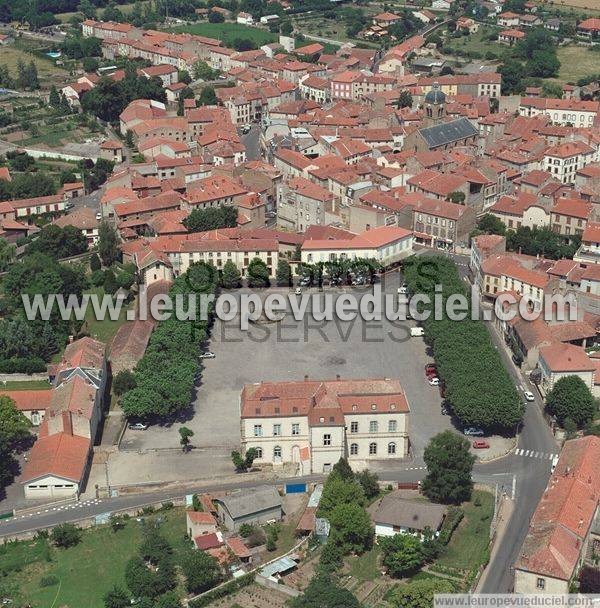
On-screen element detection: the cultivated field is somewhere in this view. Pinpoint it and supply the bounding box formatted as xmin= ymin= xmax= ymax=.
xmin=0 ymin=44 xmax=70 ymax=88
xmin=170 ymin=22 xmax=278 ymax=47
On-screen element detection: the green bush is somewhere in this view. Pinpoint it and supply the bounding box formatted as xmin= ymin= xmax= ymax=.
xmin=40 ymin=575 xmax=59 ymax=587
xmin=438 ymin=506 xmax=464 ymax=545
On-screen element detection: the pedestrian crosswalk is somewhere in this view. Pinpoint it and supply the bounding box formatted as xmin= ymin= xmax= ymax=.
xmin=515 ymin=448 xmax=557 ymax=461
xmin=2 ymin=498 xmax=103 ymax=523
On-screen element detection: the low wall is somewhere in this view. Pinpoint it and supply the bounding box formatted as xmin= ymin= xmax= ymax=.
xmin=23 ymin=147 xmax=98 ymax=162
xmin=0 ymin=373 xmax=48 ymax=382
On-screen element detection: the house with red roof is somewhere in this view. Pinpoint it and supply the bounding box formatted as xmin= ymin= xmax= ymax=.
xmin=22 ymin=337 xmax=106 ymax=500
xmin=490 ymin=192 xmax=551 ymax=231
xmin=277 ymin=176 xmax=334 ymax=232
xmin=550 ymin=198 xmax=595 ymax=237
xmin=514 ymin=436 xmax=600 ymax=593
xmin=543 ymin=141 xmax=596 ymax=185
xmin=0 ymin=390 xmax=52 ymax=426
xmin=575 ymin=221 xmax=600 ymax=264
xmin=538 ymin=342 xmax=596 ymax=394
xmin=577 ymin=17 xmax=600 ymax=40
xmin=240 ymin=377 xmax=410 ymax=474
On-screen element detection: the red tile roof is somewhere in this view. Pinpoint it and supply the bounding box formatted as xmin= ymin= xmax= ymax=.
xmin=539 ymin=342 xmax=595 ymax=373
xmin=0 ymin=390 xmax=52 ymax=412
xmin=516 ymin=436 xmax=600 ymax=581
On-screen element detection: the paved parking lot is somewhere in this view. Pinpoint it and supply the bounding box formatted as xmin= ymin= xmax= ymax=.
xmin=119 ymin=273 xmax=454 ymax=467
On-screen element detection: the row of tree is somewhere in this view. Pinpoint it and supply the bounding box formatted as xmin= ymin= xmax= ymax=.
xmin=402 ymin=256 xmax=524 ymax=431
xmin=120 ymin=262 xmax=219 ymax=420
xmin=0 ymin=396 xmax=33 ymax=493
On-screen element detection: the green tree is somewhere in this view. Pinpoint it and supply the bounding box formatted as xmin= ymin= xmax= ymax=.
xmin=125 ymin=556 xmax=171 ymax=599
xmin=98 ymin=220 xmax=120 ymax=266
xmin=125 ymin=130 xmax=134 ymax=149
xmin=139 ymin=530 xmax=173 ymax=565
xmin=356 ymin=469 xmax=380 ymax=499
xmin=208 ymin=9 xmax=225 ymax=22
xmin=527 ymin=49 xmax=560 ymax=78
xmin=221 ymin=260 xmax=242 ymax=289
xmin=0 ymin=395 xmax=32 ymax=489
xmin=380 ymin=533 xmax=424 ymax=577
xmin=423 ymin=431 xmax=475 ymax=504
xmin=103 ymin=268 xmax=118 ymax=295
xmin=546 ymin=376 xmax=596 ymax=427
xmin=198 ymin=85 xmax=217 ymax=106
xmin=318 ymin=476 xmax=365 ymax=516
xmin=113 ymin=369 xmax=137 ymax=396
xmin=328 ymin=502 xmax=373 ymax=554
xmin=280 ymin=20 xmax=293 ymax=35
xmin=155 ymin=591 xmax=182 ymax=608
xmin=291 ymin=575 xmax=361 ymax=608
xmin=231 ymin=447 xmax=258 ymax=472
xmin=0 ymin=237 xmax=15 ymax=272
xmin=49 ymin=85 xmax=60 ymax=108
xmin=103 ymin=585 xmax=130 ymax=608
xmin=499 ymin=59 xmax=525 ymax=94
xmin=448 ymin=191 xmax=465 ymax=204
xmin=332 ymin=457 xmax=354 ymax=481
xmin=184 ymin=205 xmax=238 ymax=232
xmin=247 ymin=257 xmax=270 ymax=288
xmin=193 ymin=60 xmax=218 ymax=81
xmin=26 ymin=225 xmax=88 ymax=259
xmin=389 ymin=577 xmax=455 ymax=608
xmin=276 ymin=258 xmax=291 ymax=287
xmin=396 ymin=89 xmax=413 ymax=109
xmin=51 ymin=523 xmax=82 ymax=548
xmin=179 ymin=426 xmax=194 ymax=452
xmin=477 ymin=214 xmax=506 ymax=236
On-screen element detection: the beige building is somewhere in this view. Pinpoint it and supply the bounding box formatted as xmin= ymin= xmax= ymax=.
xmin=240 ymin=378 xmax=411 ymax=475
xmin=301 ymin=225 xmax=413 ymax=267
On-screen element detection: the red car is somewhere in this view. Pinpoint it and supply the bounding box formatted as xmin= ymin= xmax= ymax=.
xmin=425 ymin=364 xmax=437 ymax=378
xmin=472 ymin=440 xmax=490 ymax=449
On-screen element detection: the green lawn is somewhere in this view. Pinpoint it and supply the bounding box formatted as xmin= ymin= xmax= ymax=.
xmin=436 ymin=490 xmax=494 ymax=572
xmin=1 ymin=380 xmax=51 ymax=390
xmin=0 ymin=508 xmax=188 ymax=608
xmin=442 ymin=25 xmax=506 ymax=59
xmin=170 ymin=22 xmax=277 ymax=47
xmin=83 ymin=286 xmax=131 ymax=344
xmin=556 ymin=45 xmax=600 ymax=84
xmin=347 ymin=544 xmax=382 ymax=582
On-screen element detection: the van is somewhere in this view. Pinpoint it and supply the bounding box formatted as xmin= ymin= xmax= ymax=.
xmin=551 ymin=454 xmax=559 ymax=473
xmin=410 ymin=327 xmax=424 ymax=337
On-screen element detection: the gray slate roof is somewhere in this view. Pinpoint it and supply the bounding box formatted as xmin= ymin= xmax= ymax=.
xmin=217 ymin=485 xmax=282 ymax=519
xmin=372 ymin=494 xmax=447 ymax=531
xmin=419 ymin=117 xmax=478 ymax=150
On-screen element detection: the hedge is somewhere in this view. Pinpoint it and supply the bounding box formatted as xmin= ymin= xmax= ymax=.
xmin=0 ymin=357 xmax=47 ymax=374
xmin=188 ymin=573 xmax=255 ymax=607
xmin=438 ymin=506 xmax=464 ymax=545
xmin=402 ymin=255 xmax=523 ymax=431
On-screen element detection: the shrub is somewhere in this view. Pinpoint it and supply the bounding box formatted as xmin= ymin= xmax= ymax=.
xmin=39 ymin=575 xmax=59 ymax=587
xmin=438 ymin=506 xmax=464 ymax=545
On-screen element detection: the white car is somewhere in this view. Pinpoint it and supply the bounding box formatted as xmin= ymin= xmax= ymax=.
xmin=96 ymin=212 xmax=102 ymax=221
xmin=464 ymin=427 xmax=484 ymax=437
xmin=199 ymin=351 xmax=215 ymax=359
xmin=523 ymin=391 xmax=535 ymax=402
xmin=294 ymin=287 xmax=302 ymax=296
xmin=428 ymin=377 xmax=440 ymax=386
xmin=128 ymin=422 xmax=148 ymax=431
xmin=398 ymin=284 xmax=408 ymax=294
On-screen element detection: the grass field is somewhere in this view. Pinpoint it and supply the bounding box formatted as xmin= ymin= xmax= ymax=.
xmin=436 ymin=490 xmax=494 ymax=572
xmin=56 ymin=1 xmax=152 ymax=22
xmin=556 ymin=44 xmax=600 ymax=83
xmin=442 ymin=25 xmax=506 ymax=58
xmin=170 ymin=22 xmax=278 ymax=47
xmin=0 ymin=44 xmax=69 ymax=87
xmin=1 ymin=380 xmax=51 ymax=390
xmin=84 ymin=286 xmax=131 ymax=343
xmin=0 ymin=508 xmax=188 ymax=608
xmin=536 ymin=0 xmax=600 ymax=16
xmin=347 ymin=545 xmax=382 ymax=582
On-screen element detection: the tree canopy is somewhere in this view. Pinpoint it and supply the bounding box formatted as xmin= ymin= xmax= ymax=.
xmin=546 ymin=376 xmax=596 ymax=427
xmin=423 ymin=431 xmax=475 ymax=504
xmin=183 ymin=205 xmax=238 ymax=232
xmin=26 ymin=225 xmax=88 ymax=259
xmin=291 ymin=575 xmax=361 ymax=608
xmin=389 ymin=577 xmax=455 ymax=608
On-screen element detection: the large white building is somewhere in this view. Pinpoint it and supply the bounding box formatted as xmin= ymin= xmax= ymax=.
xmin=301 ymin=225 xmax=413 ymax=267
xmin=240 ymin=377 xmax=411 ymax=475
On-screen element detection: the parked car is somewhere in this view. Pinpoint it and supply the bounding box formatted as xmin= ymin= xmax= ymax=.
xmin=425 ymin=364 xmax=437 ymax=378
xmin=240 ymin=124 xmax=251 ymax=134
xmin=472 ymin=440 xmax=490 ymax=449
xmin=128 ymin=422 xmax=148 ymax=431
xmin=428 ymin=377 xmax=440 ymax=386
xmin=96 ymin=212 xmax=102 ymax=221
xmin=294 ymin=287 xmax=302 ymax=296
xmin=410 ymin=327 xmax=424 ymax=337
xmin=199 ymin=351 xmax=215 ymax=359
xmin=523 ymin=390 xmax=535 ymax=402
xmin=398 ymin=284 xmax=408 ymax=294
xmin=464 ymin=427 xmax=484 ymax=436
xmin=441 ymin=405 xmax=450 ymax=416
xmin=551 ymin=454 xmax=559 ymax=473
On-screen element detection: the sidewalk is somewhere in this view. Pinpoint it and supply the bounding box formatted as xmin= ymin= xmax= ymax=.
xmin=475 ymin=496 xmax=514 ymax=592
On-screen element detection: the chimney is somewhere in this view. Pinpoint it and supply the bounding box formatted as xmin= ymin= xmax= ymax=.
xmin=336 ymin=374 xmax=341 ymax=381
xmin=304 ymin=374 xmax=309 ymax=381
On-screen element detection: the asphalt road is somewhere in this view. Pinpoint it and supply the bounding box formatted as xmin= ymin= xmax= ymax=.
xmin=241 ymin=123 xmax=262 ymax=161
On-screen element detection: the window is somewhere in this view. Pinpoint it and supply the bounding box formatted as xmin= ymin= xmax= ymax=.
xmin=323 ymin=434 xmax=331 ymax=446
xmin=253 ymin=424 xmax=263 ymax=437
xmin=350 ymin=443 xmax=358 ymax=455
xmin=536 ymin=578 xmax=545 ymax=590
xmin=254 ymin=447 xmax=263 ymax=458
xmin=369 ymin=420 xmax=378 ymax=433
xmin=350 ymin=421 xmax=358 ymax=433
xmin=369 ymin=442 xmax=377 ymax=455
xmin=274 ymin=445 xmax=282 ymax=460
xmin=388 ymin=442 xmax=396 ymax=455
xmin=292 ymin=423 xmax=300 ymax=436
xmin=388 ymin=420 xmax=397 ymax=432
xmin=273 ymin=424 xmax=281 ymax=436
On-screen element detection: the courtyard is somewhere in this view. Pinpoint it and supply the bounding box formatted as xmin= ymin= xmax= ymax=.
xmin=112 ymin=272 xmax=455 ymax=487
